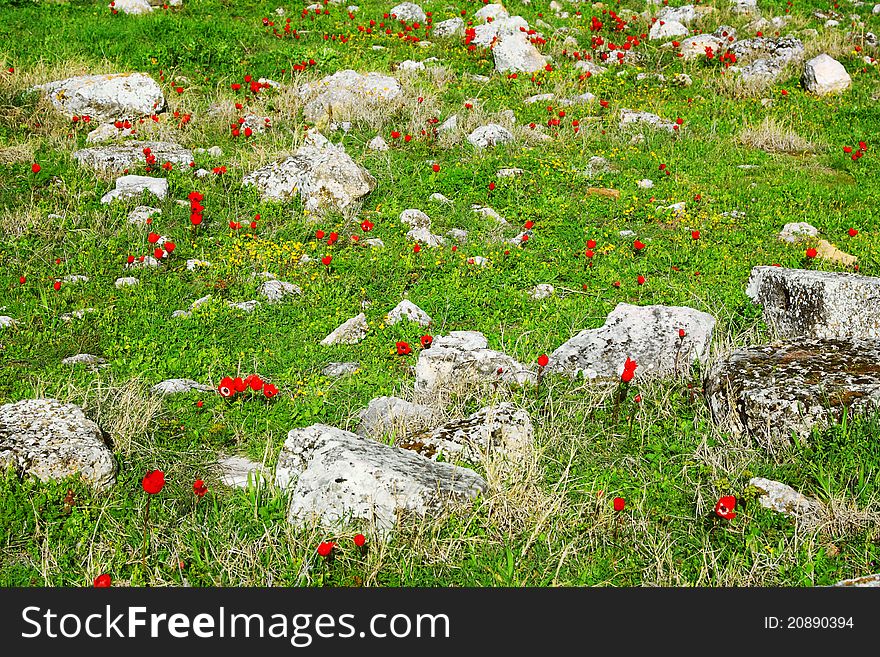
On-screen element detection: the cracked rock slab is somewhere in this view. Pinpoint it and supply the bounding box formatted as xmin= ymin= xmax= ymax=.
xmin=320 ymin=313 xmax=368 ymax=345
xmin=704 ymin=338 xmax=880 ymax=446
xmin=0 ymin=398 xmax=116 ymax=489
xmin=749 ymin=477 xmax=824 ymax=522
xmin=275 ymin=424 xmax=486 ymax=536
xmin=150 ymin=379 xmax=214 ymax=395
xmin=33 ymin=73 xmax=165 ymax=122
xmin=746 ymin=266 xmax=880 ymax=340
xmin=73 ymin=141 xmax=193 ymax=174
xmin=357 ymin=396 xmax=437 ymax=440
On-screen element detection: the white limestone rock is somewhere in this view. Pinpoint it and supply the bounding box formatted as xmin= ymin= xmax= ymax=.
xmin=33 ymin=73 xmax=165 ymax=122
xmin=320 ymin=313 xmax=369 ymax=345
xmin=357 ymin=396 xmax=437 ymax=439
xmin=258 ymin=280 xmax=302 ymax=303
xmin=802 ymin=54 xmax=851 ymax=95
xmin=467 ymin=124 xmax=514 ymax=148
xmin=150 ymin=379 xmax=214 ymax=395
xmin=100 ymin=175 xmax=168 ymax=204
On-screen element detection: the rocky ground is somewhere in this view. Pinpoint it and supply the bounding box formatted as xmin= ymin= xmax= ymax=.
xmin=1 ymin=0 xmax=879 ymax=587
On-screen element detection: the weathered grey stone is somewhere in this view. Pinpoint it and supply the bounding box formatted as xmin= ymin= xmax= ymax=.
xmin=321 ymin=362 xmax=361 ymax=377
xmin=367 ymin=135 xmax=389 ymax=151
xmin=415 ymin=331 xmax=537 ymax=393
xmin=62 ymin=275 xmax=89 ymax=284
xmin=529 ymin=284 xmax=555 ymax=300
xmin=228 ymin=300 xmax=260 ymax=313
xmin=745 ymin=266 xmax=880 ymax=340
xmin=127 ymin=206 xmax=160 ymax=226
xmin=547 ymin=303 xmax=715 ymax=380
xmin=656 ymin=4 xmax=698 ymax=24
xmin=0 ymin=316 xmax=17 ymax=328
xmin=475 ymin=3 xmax=508 ymax=21
xmin=406 ymin=403 xmax=533 ymax=465
xmin=100 ymin=175 xmax=168 ymax=204
xmin=749 ymin=477 xmax=824 ymax=522
xmin=400 ymin=208 xmax=432 ymax=229
xmin=432 ymin=17 xmax=465 ymax=38
xmin=387 ymin=300 xmax=432 ymax=326
xmin=493 ymin=33 xmax=547 ymax=74
xmin=779 ymin=222 xmax=818 ymax=243
xmin=258 ymin=280 xmax=302 ymax=302
xmin=73 ymin=141 xmax=193 ymax=174
xmin=113 ymin=0 xmax=153 ymax=14
xmin=619 ymin=109 xmax=679 ymax=133
xmin=389 ymin=2 xmax=425 ymax=22
xmin=218 ymin=455 xmax=266 ymax=488
xmin=678 ymin=35 xmax=725 ymax=61
xmin=467 ymin=124 xmax=514 ymax=148
xmin=0 ymin=399 xmax=116 ymax=489
xmin=731 ymin=0 xmax=758 ymax=15
xmin=243 ymin=132 xmax=376 ymax=213
xmin=358 ymin=396 xmax=436 ymax=439
xmin=86 ymin=122 xmax=136 ymax=144
xmin=297 ymin=70 xmax=402 ymax=124
xmin=406 ymin=226 xmax=444 ymax=246
xmin=62 ymin=354 xmax=106 ymax=366
xmin=649 ymin=19 xmax=689 ymax=40
xmin=320 ymin=313 xmax=368 ymax=345
xmin=275 ymin=424 xmax=487 ymax=535
xmin=833 ymin=574 xmax=880 ymax=587
xmin=114 ymin=276 xmax=139 ymax=288
xmin=33 ymin=73 xmax=165 ymax=122
xmin=704 ymin=338 xmax=880 ymax=446
xmin=802 ymin=54 xmax=852 ymax=95
xmin=150 ymin=379 xmax=213 ymax=395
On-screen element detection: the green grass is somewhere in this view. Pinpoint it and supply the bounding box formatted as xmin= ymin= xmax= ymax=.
xmin=1 ymin=0 xmax=879 ymax=587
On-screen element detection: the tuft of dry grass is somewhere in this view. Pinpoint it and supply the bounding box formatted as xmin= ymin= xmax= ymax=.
xmin=738 ymin=117 xmax=818 ymax=155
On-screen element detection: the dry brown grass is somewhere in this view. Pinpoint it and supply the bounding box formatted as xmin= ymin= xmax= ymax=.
xmin=738 ymin=116 xmax=818 ymax=154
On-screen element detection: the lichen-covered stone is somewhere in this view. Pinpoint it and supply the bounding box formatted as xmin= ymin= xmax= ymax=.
xmin=100 ymin=175 xmax=167 ymax=203
xmin=467 ymin=124 xmax=514 ymax=148
xmin=547 ymin=303 xmax=716 ymax=380
xmin=297 ymin=70 xmax=402 ymax=124
xmin=258 ymin=280 xmax=302 ymax=303
xmin=705 ymin=338 xmax=880 ymax=446
xmin=320 ymin=313 xmax=368 ymax=345
xmin=0 ymin=399 xmax=116 ymax=489
xmin=33 ymin=73 xmax=165 ymax=122
xmin=357 ymin=396 xmax=437 ymax=439
xmin=387 ymin=300 xmax=432 ymax=326
xmin=746 ymin=266 xmax=880 ymax=339
xmin=73 ymin=141 xmax=193 ymax=174
xmin=749 ymin=477 xmax=824 ymax=522
xmin=275 ymin=424 xmax=486 ymax=536
xmin=151 ymin=379 xmax=213 ymax=395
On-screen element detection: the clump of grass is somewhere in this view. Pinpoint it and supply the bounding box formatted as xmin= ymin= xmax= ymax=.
xmin=738 ymin=117 xmax=818 ymax=155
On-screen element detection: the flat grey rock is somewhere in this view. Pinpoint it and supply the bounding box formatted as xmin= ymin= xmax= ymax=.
xmin=101 ymin=175 xmax=168 ymax=204
xmin=749 ymin=477 xmax=824 ymax=523
xmin=357 ymin=396 xmax=437 ymax=440
xmin=547 ymin=303 xmax=716 ymax=380
xmin=387 ymin=300 xmax=432 ymax=326
xmin=0 ymin=398 xmax=116 ymax=489
xmin=704 ymin=338 xmax=880 ymax=446
xmin=218 ymin=455 xmax=266 ymax=488
xmin=321 ymin=362 xmax=361 ymax=377
xmin=275 ymin=424 xmax=486 ymax=536
xmin=467 ymin=124 xmax=514 ymax=148
xmin=33 ymin=73 xmax=165 ymax=122
xmin=746 ymin=266 xmax=880 ymax=340
xmin=62 ymin=353 xmax=106 ymax=366
xmin=73 ymin=141 xmax=193 ymax=174
xmin=258 ymin=280 xmax=302 ymax=303
xmin=320 ymin=313 xmax=368 ymax=345
xmin=297 ymin=70 xmax=401 ymax=124
xmin=151 ymin=379 xmax=214 ymax=395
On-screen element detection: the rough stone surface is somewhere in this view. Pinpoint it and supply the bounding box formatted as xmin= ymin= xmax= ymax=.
xmin=114 ymin=276 xmax=139 ymax=288
xmin=389 ymin=2 xmax=425 ymax=22
xmin=275 ymin=424 xmax=487 ymax=535
xmin=619 ymin=109 xmax=678 ymax=133
xmin=802 ymin=54 xmax=852 ymax=95
xmin=113 ymin=0 xmax=153 ymax=15
xmin=432 ymin=17 xmax=465 ymax=38
xmin=649 ymin=19 xmax=689 ymax=40
xmin=833 ymin=574 xmax=880 ymax=587
xmin=258 ymin=280 xmax=302 ymax=302
xmin=415 ymin=331 xmax=537 ymax=393
xmin=745 ymin=266 xmax=880 ymax=339
xmin=298 ymin=70 xmax=402 ymax=124
xmin=73 ymin=141 xmax=193 ymax=174
xmin=321 ymin=362 xmax=361 ymax=377
xmin=749 ymin=477 xmax=824 ymax=522
xmin=34 ymin=73 xmax=165 ymax=122
xmin=529 ymin=284 xmax=555 ymax=300
xmin=729 ymin=37 xmax=805 ymax=83
xmin=387 ymin=300 xmax=432 ymax=326
xmin=127 ymin=206 xmax=159 ymax=226
xmin=704 ymin=338 xmax=880 ymax=446
xmin=400 ymin=208 xmax=432 ymax=229
xmin=547 ymin=303 xmax=716 ymax=380
xmin=243 ymin=132 xmax=376 ymax=213
xmin=150 ymin=379 xmax=213 ymax=395
xmin=779 ymin=222 xmax=818 ymax=243
xmin=101 ymin=175 xmax=168 ymax=203
xmin=467 ymin=124 xmax=514 ymax=148
xmin=357 ymin=396 xmax=437 ymax=439
xmin=218 ymin=455 xmax=266 ymax=488
xmin=493 ymin=33 xmax=547 ymax=73
xmin=678 ymin=35 xmax=725 ymax=61
xmin=408 ymin=403 xmax=534 ymax=465
xmin=62 ymin=354 xmax=106 ymax=366
xmin=320 ymin=313 xmax=368 ymax=345
xmin=86 ymin=122 xmax=136 ymax=144
xmin=0 ymin=316 xmax=17 ymax=328
xmin=0 ymin=399 xmax=116 ymax=489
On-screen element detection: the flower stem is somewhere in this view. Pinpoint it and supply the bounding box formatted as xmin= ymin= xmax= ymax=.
xmin=141 ymin=496 xmax=151 ymax=572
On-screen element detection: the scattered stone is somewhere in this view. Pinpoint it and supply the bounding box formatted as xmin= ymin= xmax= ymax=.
xmin=321 ymin=362 xmax=361 ymax=377
xmin=746 ymin=266 xmax=878 ymax=340
xmin=815 ymin=239 xmax=857 ymax=268
xmin=414 ymin=331 xmax=536 ymax=393
xmin=258 ymin=280 xmax=302 ymax=302
xmin=228 ymin=300 xmax=260 ymax=313
xmin=62 ymin=275 xmax=89 ymax=284
xmin=704 ymin=338 xmax=880 ymax=446
xmin=493 ymin=32 xmax=547 ymax=73
xmin=297 ymin=70 xmax=402 ymax=124
xmin=406 ymin=226 xmax=445 ymax=246
xmin=802 ymin=54 xmax=852 ymax=95
xmin=672 ymin=73 xmax=693 ymax=87
xmin=833 ymin=574 xmax=880 ymax=587
xmin=432 ymin=17 xmax=465 ymax=38
xmin=186 ymin=259 xmax=211 ymax=270
xmin=547 ymin=303 xmax=716 ymax=380
xmin=368 ymin=135 xmax=389 ymax=151
xmin=400 ymin=208 xmax=432 ymax=229
xmin=656 ymin=4 xmax=699 ymax=24
xmin=387 ymin=300 xmax=432 ymax=326
xmin=467 ymin=124 xmax=514 ymax=148
xmin=100 ymin=175 xmax=168 ymax=203
xmin=127 ymin=206 xmax=159 ymax=226
xmin=430 ymin=192 xmax=453 ymax=204
xmin=61 ymin=354 xmax=106 ymax=366
xmin=0 ymin=399 xmax=116 ymax=489
xmin=649 ymin=19 xmax=689 ymax=40
xmin=73 ymin=141 xmax=192 ymax=174
xmin=275 ymin=424 xmax=487 ymax=536
xmin=33 ymin=73 xmax=165 ymax=122
xmin=472 ymin=205 xmax=507 ymax=224
xmin=778 ymin=222 xmax=818 ymax=243
xmin=678 ymin=35 xmax=725 ymax=61
xmin=243 ymin=132 xmax=376 ymax=214
xmin=529 ymin=284 xmax=555 ymax=300
xmin=389 ymin=2 xmax=425 ymax=22
xmin=749 ymin=477 xmax=824 ymax=522
xmin=731 ymin=0 xmax=758 ymax=14
xmin=218 ymin=455 xmax=267 ymax=488
xmin=150 ymin=379 xmax=213 ymax=395
xmin=125 ymin=255 xmax=160 ymax=269
xmin=0 ymin=316 xmax=17 ymax=328
xmin=358 ymin=396 xmax=437 ymax=439
xmin=475 ymin=3 xmax=508 ymax=22
xmin=86 ymin=122 xmax=136 ymax=144
xmin=496 ymin=167 xmax=524 ymax=177
xmin=637 ymin=179 xmax=654 ymax=189
xmin=446 ymin=228 xmax=468 ymax=243
xmin=320 ymin=313 xmax=369 ymax=345
xmin=114 ymin=276 xmax=139 ymax=288
xmin=619 ymin=109 xmax=679 ymax=133
xmin=524 ymin=93 xmax=555 ymax=105
xmin=113 ymin=0 xmax=153 ymax=15
xmin=583 ymin=156 xmax=613 ymax=177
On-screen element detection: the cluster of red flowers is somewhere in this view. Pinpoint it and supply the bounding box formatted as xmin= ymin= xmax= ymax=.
xmin=317 ymin=534 xmax=366 ymax=558
xmin=843 ymin=141 xmax=868 ymax=161
xmin=218 ymin=374 xmax=279 ymax=399
xmin=396 ymin=335 xmax=433 ymax=356
xmin=230 ymin=74 xmax=273 ymax=96
xmin=189 ymin=191 xmax=204 ymax=226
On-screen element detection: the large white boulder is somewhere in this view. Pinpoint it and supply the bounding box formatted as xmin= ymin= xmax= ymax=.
xmin=33 ymin=73 xmax=165 ymax=122
xmin=802 ymin=54 xmax=851 ymax=95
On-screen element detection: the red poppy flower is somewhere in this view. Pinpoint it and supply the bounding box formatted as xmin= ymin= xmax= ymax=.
xmin=420 ymin=335 xmax=433 ymax=349
xmin=691 ymin=230 xmax=700 ymax=240
xmin=321 ymin=255 xmax=332 ymax=266
xmin=164 ymin=241 xmax=175 ymax=253
xmin=805 ymin=248 xmax=817 ymax=259
xmin=621 ymin=357 xmax=638 ymax=383
xmin=232 ymin=377 xmax=246 ymax=393
xmin=613 ymin=497 xmax=625 ymax=512
xmin=537 ymin=354 xmax=549 ymax=368
xmin=848 ymin=228 xmax=858 ymax=237
xmin=154 ymin=247 xmax=164 ymax=260
xmin=263 ymin=383 xmax=279 ymax=398
xmin=678 ymin=328 xmax=686 ymax=338
xmin=317 ymin=541 xmax=335 ymax=557
xmin=431 ymin=164 xmax=440 ymax=173
xmin=193 ymin=479 xmax=207 ymax=497
xmin=354 ymin=534 xmax=366 ymax=547
xmin=637 ymin=275 xmax=646 ymax=285
xmin=315 ymin=229 xmax=325 ymax=239
xmin=396 ymin=341 xmax=412 ymax=355
xmin=715 ymin=495 xmax=737 ymax=520
xmin=142 ymin=469 xmax=165 ymax=494
xmin=245 ymin=374 xmax=264 ymax=391
xmin=360 ymin=219 xmax=374 ymax=232
xmin=93 ymin=574 xmax=112 ymax=588
xmin=53 ymin=280 xmax=61 ymax=291
xmin=19 ymin=276 xmax=26 ymax=284
xmin=525 ymin=220 xmax=535 ymax=230
xmin=633 ymin=239 xmax=645 ymax=251
xmin=413 ymin=244 xmax=421 ymax=253
xmin=218 ymin=376 xmax=235 ymax=397
xmin=488 ymin=182 xmax=496 ymax=191
xmin=586 ymin=239 xmax=597 ymax=249
xmin=31 ymin=163 xmax=41 ymax=173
